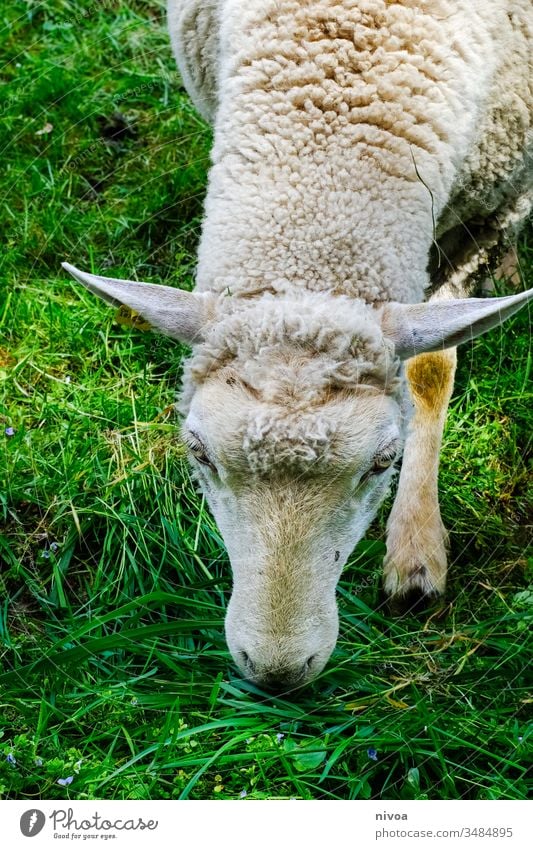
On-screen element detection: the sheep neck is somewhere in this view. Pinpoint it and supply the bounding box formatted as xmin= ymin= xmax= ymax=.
xmin=194 ymin=0 xmax=498 ymax=305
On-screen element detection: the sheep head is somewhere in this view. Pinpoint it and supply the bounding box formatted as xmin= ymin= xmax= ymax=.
xmin=62 ymin=263 xmax=533 ymax=690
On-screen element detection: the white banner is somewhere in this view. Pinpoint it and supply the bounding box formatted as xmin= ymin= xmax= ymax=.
xmin=0 ymin=800 xmax=530 ymax=848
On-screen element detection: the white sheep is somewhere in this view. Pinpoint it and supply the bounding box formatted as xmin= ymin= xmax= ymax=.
xmin=63 ymin=0 xmax=532 ymax=690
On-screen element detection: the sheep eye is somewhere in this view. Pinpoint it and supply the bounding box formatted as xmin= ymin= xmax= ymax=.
xmin=371 ymin=454 xmax=395 ymax=475
xmin=185 ymin=433 xmax=217 ymax=474
xmin=359 ymin=448 xmax=397 ymax=486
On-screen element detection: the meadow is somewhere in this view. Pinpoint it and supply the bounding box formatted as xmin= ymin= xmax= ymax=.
xmin=0 ymin=0 xmax=531 ymax=800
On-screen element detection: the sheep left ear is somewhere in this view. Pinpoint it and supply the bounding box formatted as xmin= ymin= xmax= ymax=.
xmin=380 ymin=288 xmax=533 ymax=360
xmin=62 ymin=263 xmax=214 ymax=345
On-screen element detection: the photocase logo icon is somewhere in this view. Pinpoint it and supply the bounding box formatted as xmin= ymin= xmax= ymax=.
xmin=20 ymin=810 xmax=46 ymax=837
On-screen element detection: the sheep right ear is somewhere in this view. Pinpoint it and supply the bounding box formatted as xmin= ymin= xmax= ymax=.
xmin=380 ymin=288 xmax=533 ymax=360
xmin=62 ymin=263 xmax=213 ymax=345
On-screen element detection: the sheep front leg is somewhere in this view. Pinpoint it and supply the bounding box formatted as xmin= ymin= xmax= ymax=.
xmin=384 ymin=347 xmax=457 ymax=603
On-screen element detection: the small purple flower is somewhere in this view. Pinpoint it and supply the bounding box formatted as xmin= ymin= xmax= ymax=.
xmin=5 ymin=427 xmax=15 ymax=437
xmin=35 ymin=757 xmax=43 ymax=767
xmin=50 ymin=542 xmax=59 ymax=552
xmin=57 ymin=776 xmax=73 ymax=787
xmin=42 ymin=550 xmax=51 ymax=559
xmin=6 ymin=753 xmax=16 ymax=765
xmin=276 ymin=733 xmax=285 ymax=743
xmin=367 ymin=748 xmax=378 ymax=762
xmin=239 ymin=790 xmax=247 ymax=798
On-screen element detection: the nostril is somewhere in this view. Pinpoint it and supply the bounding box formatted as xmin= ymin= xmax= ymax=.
xmin=237 ymin=651 xmax=318 ymax=686
xmin=304 ymin=654 xmax=316 ymax=672
xmin=239 ymin=650 xmax=256 ymax=674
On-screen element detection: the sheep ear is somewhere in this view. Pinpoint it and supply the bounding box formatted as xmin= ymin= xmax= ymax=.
xmin=62 ymin=263 xmax=212 ymax=345
xmin=381 ymin=289 xmax=533 ymax=360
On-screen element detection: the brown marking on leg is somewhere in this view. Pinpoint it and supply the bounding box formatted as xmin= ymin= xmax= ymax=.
xmin=384 ymin=347 xmax=457 ymax=602
xmin=405 ymin=349 xmax=457 ymax=416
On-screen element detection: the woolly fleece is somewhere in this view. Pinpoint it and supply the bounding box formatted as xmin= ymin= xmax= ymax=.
xmin=169 ymin=0 xmax=532 ymax=313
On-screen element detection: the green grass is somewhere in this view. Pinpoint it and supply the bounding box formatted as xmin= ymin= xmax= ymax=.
xmin=0 ymin=0 xmax=531 ymax=801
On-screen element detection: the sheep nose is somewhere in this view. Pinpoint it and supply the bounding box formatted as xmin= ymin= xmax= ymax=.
xmin=240 ymin=651 xmax=315 ymax=691
xmin=260 ymin=667 xmax=308 ymax=692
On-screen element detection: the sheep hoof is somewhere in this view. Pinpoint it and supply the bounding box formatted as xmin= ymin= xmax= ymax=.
xmin=385 ymin=583 xmax=442 ymax=618
xmin=383 ymin=548 xmax=447 ymax=614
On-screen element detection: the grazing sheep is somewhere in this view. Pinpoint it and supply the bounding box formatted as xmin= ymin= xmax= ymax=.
xmin=63 ymin=0 xmax=532 ymax=690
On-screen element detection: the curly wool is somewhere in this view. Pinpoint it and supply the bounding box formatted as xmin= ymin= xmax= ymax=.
xmin=242 ymin=407 xmax=338 ymax=475
xmin=170 ymin=0 xmax=532 ymax=306
xmin=180 ymin=292 xmax=403 ymax=475
xmin=181 ymin=292 xmax=401 ymax=410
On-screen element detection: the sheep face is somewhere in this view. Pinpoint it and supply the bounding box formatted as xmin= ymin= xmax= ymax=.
xmin=183 ymin=355 xmax=403 ymax=691
xmin=60 ymin=266 xmax=533 ymax=690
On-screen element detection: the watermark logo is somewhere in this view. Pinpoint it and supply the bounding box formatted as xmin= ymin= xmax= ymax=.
xmin=20 ymin=810 xmax=46 ymax=837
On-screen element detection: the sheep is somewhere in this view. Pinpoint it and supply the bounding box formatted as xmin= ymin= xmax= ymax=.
xmin=63 ymin=0 xmax=533 ymax=691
